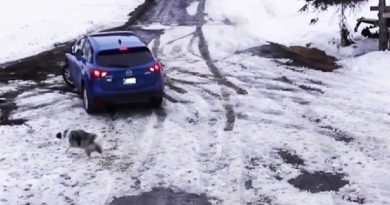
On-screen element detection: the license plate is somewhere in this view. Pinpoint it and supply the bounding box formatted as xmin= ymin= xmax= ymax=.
xmin=123 ymin=78 xmax=136 ymax=85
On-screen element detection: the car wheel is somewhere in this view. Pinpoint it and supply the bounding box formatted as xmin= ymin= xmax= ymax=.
xmin=62 ymin=63 xmax=75 ymax=88
xmin=82 ymin=86 xmax=97 ymax=114
xmin=150 ymin=96 xmax=163 ymax=108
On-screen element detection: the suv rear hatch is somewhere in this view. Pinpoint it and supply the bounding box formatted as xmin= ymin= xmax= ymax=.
xmin=95 ymin=47 xmax=158 ymax=91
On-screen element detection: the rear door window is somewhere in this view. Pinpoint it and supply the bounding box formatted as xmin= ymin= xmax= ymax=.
xmin=82 ymin=41 xmax=93 ymax=63
xmin=97 ymin=47 xmax=154 ymax=68
xmin=72 ymin=38 xmax=85 ymax=54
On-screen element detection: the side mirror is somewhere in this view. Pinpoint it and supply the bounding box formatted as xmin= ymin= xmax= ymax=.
xmin=75 ymin=49 xmax=84 ymax=59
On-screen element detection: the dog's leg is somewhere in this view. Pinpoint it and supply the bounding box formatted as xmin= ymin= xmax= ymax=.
xmin=95 ymin=144 xmax=103 ymax=155
xmin=86 ymin=150 xmax=91 ymax=158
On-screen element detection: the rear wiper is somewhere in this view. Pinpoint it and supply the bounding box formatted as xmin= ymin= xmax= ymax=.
xmin=107 ymin=64 xmax=128 ymax=68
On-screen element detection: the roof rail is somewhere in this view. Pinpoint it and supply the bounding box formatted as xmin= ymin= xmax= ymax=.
xmin=88 ymin=31 xmax=136 ymax=37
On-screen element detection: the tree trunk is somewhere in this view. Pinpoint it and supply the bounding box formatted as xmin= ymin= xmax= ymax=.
xmin=340 ymin=3 xmax=353 ymax=46
xmin=379 ymin=0 xmax=388 ymax=50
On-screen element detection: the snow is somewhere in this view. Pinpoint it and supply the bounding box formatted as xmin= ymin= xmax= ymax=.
xmin=206 ymin=0 xmax=379 ymax=58
xmin=141 ymin=23 xmax=171 ymax=30
xmin=186 ymin=1 xmax=199 ymax=16
xmin=1 ymin=0 xmax=390 ymax=204
xmin=0 ymin=0 xmax=144 ymax=64
xmin=203 ymin=0 xmax=390 ymax=204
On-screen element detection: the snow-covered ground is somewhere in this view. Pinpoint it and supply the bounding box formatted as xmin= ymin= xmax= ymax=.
xmin=1 ymin=0 xmax=390 ymax=205
xmin=0 ymin=0 xmax=144 ymax=64
xmin=206 ymin=0 xmax=379 ymax=58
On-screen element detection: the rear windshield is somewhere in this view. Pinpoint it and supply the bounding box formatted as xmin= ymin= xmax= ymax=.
xmin=96 ymin=47 xmax=154 ymax=68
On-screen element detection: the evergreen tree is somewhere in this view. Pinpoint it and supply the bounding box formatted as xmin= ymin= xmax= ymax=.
xmin=301 ymin=0 xmax=368 ymax=46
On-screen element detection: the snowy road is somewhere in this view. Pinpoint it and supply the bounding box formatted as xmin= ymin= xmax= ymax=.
xmin=1 ymin=0 xmax=390 ymax=205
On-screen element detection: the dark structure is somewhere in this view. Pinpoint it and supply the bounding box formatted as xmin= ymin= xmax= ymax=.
xmin=301 ymin=0 xmax=368 ymax=47
xmin=355 ymin=0 xmax=390 ymax=50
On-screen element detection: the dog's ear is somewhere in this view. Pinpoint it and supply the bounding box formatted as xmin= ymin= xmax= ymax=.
xmin=56 ymin=133 xmax=62 ymax=139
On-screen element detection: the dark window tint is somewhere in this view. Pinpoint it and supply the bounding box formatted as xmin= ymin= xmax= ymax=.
xmin=97 ymin=47 xmax=154 ymax=68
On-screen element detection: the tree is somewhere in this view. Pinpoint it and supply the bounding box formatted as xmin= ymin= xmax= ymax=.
xmin=301 ymin=0 xmax=368 ymax=46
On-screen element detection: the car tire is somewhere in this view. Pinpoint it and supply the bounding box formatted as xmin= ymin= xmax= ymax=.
xmin=150 ymin=96 xmax=163 ymax=108
xmin=82 ymin=86 xmax=98 ymax=114
xmin=62 ymin=62 xmax=75 ymax=88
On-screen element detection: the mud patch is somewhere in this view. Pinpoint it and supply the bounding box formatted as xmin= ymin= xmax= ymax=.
xmin=277 ymin=150 xmax=305 ymax=167
xmin=245 ymin=157 xmax=261 ymax=171
xmin=273 ymin=76 xmax=293 ymax=84
xmin=242 ymin=43 xmax=340 ymax=72
xmin=109 ymin=188 xmax=212 ymax=205
xmin=0 ymin=98 xmax=27 ymax=126
xmin=0 ymin=119 xmax=27 ymax=126
xmin=223 ymin=103 xmax=235 ymax=131
xmin=319 ymin=125 xmax=354 ymax=143
xmin=288 ymin=171 xmax=349 ymax=193
xmin=342 ymin=195 xmax=366 ymax=204
xmin=265 ymin=85 xmax=296 ymax=92
xmin=244 ymin=180 xmax=253 ymax=190
xmin=0 ymin=44 xmax=71 ymax=83
xmin=298 ymin=85 xmax=324 ymax=94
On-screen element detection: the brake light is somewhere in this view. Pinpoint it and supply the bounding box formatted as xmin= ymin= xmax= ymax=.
xmin=119 ymin=47 xmax=128 ymax=52
xmin=149 ymin=63 xmax=161 ymax=72
xmin=90 ymin=69 xmax=108 ymax=78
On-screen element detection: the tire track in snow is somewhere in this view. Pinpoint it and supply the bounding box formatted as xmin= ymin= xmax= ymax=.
xmin=188 ymin=34 xmax=202 ymax=58
xmin=139 ymin=6 xmax=242 ymax=196
xmin=194 ymin=0 xmax=247 ymax=131
xmin=196 ymin=27 xmax=248 ymax=96
xmin=157 ymin=0 xmax=176 ymax=24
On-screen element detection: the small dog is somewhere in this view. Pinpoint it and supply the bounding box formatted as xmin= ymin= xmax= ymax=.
xmin=56 ymin=129 xmax=102 ymax=157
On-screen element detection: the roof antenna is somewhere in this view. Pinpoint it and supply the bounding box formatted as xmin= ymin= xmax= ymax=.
xmin=118 ymin=39 xmax=122 ymax=45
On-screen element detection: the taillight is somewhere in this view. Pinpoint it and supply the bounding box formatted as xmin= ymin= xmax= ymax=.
xmin=149 ymin=63 xmax=161 ymax=72
xmin=119 ymin=47 xmax=128 ymax=52
xmin=90 ymin=69 xmax=108 ymax=78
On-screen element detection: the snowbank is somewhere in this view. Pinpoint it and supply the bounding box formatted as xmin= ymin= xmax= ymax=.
xmin=206 ymin=0 xmax=378 ymax=57
xmin=0 ymin=0 xmax=144 ymax=64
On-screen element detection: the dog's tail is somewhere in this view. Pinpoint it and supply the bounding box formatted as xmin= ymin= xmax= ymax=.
xmin=56 ymin=132 xmax=62 ymax=139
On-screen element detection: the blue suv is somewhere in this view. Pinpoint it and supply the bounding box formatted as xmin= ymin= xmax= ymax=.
xmin=62 ymin=31 xmax=164 ymax=113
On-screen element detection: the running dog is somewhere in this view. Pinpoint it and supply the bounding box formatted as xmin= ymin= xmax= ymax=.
xmin=56 ymin=129 xmax=102 ymax=157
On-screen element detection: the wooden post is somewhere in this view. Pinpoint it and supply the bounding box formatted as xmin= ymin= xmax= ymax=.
xmin=378 ymin=0 xmax=388 ymax=50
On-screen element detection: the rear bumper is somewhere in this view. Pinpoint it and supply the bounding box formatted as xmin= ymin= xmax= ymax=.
xmin=95 ymin=90 xmax=163 ymax=104
xmin=89 ymin=79 xmax=164 ymax=104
